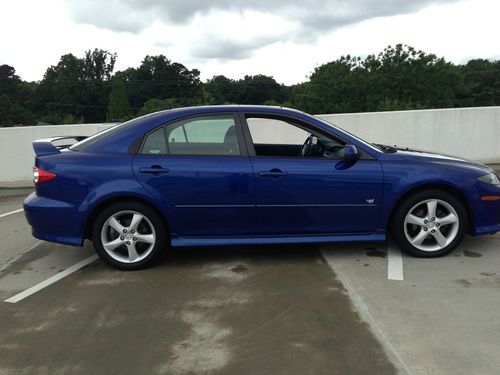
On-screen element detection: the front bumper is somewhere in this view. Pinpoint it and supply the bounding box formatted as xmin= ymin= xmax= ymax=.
xmin=471 ymin=183 xmax=500 ymax=235
xmin=23 ymin=192 xmax=85 ymax=246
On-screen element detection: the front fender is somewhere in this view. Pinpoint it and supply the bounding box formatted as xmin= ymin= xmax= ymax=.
xmin=378 ymin=160 xmax=477 ymax=229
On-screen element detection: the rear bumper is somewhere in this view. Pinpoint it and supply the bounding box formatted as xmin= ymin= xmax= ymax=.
xmin=23 ymin=193 xmax=85 ymax=246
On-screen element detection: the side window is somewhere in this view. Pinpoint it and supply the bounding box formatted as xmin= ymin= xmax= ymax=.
xmin=247 ymin=118 xmax=309 ymax=145
xmin=246 ymin=116 xmax=345 ymax=158
xmin=166 ymin=115 xmax=240 ymax=155
xmin=141 ymin=127 xmax=167 ymax=155
xmin=168 ymin=126 xmax=187 ymax=143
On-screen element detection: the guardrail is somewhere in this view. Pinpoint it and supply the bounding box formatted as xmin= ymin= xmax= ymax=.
xmin=0 ymin=106 xmax=499 ymax=185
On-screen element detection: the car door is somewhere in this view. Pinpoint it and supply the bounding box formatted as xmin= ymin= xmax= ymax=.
xmin=242 ymin=114 xmax=384 ymax=235
xmin=133 ymin=114 xmax=256 ymax=237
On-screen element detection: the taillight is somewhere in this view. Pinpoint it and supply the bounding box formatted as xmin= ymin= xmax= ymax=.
xmin=33 ymin=166 xmax=56 ymax=184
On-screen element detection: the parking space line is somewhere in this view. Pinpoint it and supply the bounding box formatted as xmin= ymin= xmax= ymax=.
xmin=387 ymin=243 xmax=404 ymax=281
xmin=3 ymin=255 xmax=98 ymax=304
xmin=0 ymin=208 xmax=23 ymax=219
xmin=0 ymin=240 xmax=43 ymax=273
xmin=321 ymin=249 xmax=411 ymax=375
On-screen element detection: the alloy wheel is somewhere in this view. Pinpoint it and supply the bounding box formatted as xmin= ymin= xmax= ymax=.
xmin=403 ymin=199 xmax=460 ymax=252
xmin=100 ymin=210 xmax=156 ymax=263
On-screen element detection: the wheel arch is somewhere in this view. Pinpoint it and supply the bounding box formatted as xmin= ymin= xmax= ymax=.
xmin=84 ymin=195 xmax=171 ymax=241
xmin=387 ymin=183 xmax=475 ymax=235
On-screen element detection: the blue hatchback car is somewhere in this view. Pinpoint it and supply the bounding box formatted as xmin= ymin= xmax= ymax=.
xmin=24 ymin=106 xmax=500 ymax=269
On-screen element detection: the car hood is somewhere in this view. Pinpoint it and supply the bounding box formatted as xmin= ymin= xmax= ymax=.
xmin=395 ymin=148 xmax=494 ymax=175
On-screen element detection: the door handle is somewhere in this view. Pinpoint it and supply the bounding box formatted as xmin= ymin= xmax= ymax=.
xmin=139 ymin=166 xmax=169 ymax=175
xmin=258 ymin=169 xmax=288 ymax=177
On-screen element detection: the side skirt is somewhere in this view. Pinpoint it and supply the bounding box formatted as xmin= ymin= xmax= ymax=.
xmin=170 ymin=230 xmax=386 ymax=247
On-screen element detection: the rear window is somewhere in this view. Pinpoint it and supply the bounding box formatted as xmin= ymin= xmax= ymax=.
xmin=69 ymin=116 xmax=147 ymax=151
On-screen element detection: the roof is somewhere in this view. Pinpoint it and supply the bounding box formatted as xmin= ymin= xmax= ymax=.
xmin=149 ymin=104 xmax=307 ymax=118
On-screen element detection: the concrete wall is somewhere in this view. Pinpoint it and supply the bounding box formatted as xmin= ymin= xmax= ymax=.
xmin=318 ymin=106 xmax=500 ymax=162
xmin=0 ymin=123 xmax=115 ymax=186
xmin=0 ymin=106 xmax=499 ymax=185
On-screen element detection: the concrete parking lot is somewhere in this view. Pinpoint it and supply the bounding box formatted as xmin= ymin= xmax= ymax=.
xmin=0 ymin=191 xmax=499 ymax=375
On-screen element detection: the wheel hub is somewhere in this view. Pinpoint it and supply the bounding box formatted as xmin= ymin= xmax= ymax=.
xmin=100 ymin=210 xmax=156 ymax=264
xmin=403 ymin=198 xmax=460 ymax=252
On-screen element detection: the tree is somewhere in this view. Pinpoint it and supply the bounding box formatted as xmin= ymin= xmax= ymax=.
xmin=460 ymin=59 xmax=500 ymax=106
xmin=2 ymin=45 xmax=500 ymax=127
xmin=204 ymin=75 xmax=235 ymax=104
xmin=107 ymin=75 xmax=131 ymax=121
xmin=138 ymin=98 xmax=177 ymax=116
xmin=364 ymin=44 xmax=463 ymax=110
xmin=118 ymin=55 xmax=203 ymax=112
xmin=204 ymin=74 xmax=289 ymax=105
xmin=37 ymin=49 xmax=116 ymax=124
xmin=290 ymin=44 xmax=465 ymax=113
xmin=0 ymin=65 xmax=36 ymax=126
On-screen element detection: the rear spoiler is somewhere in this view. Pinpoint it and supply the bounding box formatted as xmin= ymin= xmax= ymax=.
xmin=32 ymin=136 xmax=88 ymax=156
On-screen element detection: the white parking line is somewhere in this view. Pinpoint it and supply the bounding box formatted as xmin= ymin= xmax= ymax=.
xmin=387 ymin=243 xmax=404 ymax=281
xmin=0 ymin=208 xmax=23 ymax=219
xmin=3 ymin=255 xmax=98 ymax=303
xmin=321 ymin=249 xmax=411 ymax=375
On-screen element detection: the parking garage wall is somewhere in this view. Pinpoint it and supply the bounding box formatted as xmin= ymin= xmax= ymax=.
xmin=0 ymin=106 xmax=499 ymax=185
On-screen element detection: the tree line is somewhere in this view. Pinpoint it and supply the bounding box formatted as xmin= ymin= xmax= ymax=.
xmin=1 ymin=44 xmax=499 ymax=126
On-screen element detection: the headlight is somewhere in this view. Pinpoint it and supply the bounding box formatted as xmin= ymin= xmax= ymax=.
xmin=478 ymin=173 xmax=500 ymax=185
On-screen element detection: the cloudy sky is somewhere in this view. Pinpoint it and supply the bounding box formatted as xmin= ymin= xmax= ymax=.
xmin=1 ymin=0 xmax=499 ymax=84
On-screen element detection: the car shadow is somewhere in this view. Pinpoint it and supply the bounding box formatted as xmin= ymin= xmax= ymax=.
xmin=163 ymin=244 xmax=319 ymax=266
xmin=159 ymin=242 xmax=384 ymax=268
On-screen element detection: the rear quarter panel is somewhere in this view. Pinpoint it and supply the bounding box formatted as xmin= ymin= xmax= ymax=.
xmin=36 ymin=150 xmax=171 ymax=240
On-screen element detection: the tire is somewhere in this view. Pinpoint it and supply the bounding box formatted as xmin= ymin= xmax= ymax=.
xmin=391 ymin=189 xmax=467 ymax=257
xmin=92 ymin=201 xmax=167 ymax=270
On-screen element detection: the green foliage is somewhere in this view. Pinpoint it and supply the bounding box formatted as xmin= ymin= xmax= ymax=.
xmin=0 ymin=65 xmax=36 ymax=126
xmin=138 ymin=98 xmax=178 ymax=116
xmin=37 ymin=49 xmax=116 ymax=124
xmin=460 ymin=59 xmax=500 ymax=106
xmin=205 ymin=74 xmax=288 ymax=105
xmin=1 ymin=44 xmax=499 ymax=127
xmin=290 ymin=44 xmax=466 ymax=113
xmin=107 ymin=75 xmax=131 ymax=121
xmin=119 ymin=55 xmax=203 ymax=111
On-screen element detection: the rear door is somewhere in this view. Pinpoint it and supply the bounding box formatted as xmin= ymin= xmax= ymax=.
xmin=242 ymin=114 xmax=384 ymax=235
xmin=133 ymin=114 xmax=256 ymax=237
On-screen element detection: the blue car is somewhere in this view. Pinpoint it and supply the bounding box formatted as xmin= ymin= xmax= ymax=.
xmin=24 ymin=106 xmax=500 ymax=269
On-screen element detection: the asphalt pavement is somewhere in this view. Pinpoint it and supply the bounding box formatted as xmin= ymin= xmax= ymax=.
xmin=0 ymin=192 xmax=499 ymax=375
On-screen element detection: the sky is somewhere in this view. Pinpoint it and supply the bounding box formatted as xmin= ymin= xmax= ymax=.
xmin=1 ymin=0 xmax=499 ymax=85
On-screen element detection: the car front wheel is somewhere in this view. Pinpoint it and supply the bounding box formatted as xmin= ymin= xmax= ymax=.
xmin=392 ymin=190 xmax=467 ymax=257
xmin=92 ymin=202 xmax=167 ymax=270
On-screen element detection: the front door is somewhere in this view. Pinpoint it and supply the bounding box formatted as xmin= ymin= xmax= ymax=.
xmin=243 ymin=115 xmax=384 ymax=235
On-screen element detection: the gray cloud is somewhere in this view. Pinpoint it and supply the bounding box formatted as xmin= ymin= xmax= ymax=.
xmin=64 ymin=0 xmax=459 ymax=59
xmin=190 ymin=34 xmax=285 ymax=60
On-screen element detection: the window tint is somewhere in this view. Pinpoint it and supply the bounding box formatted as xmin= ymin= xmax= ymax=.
xmin=168 ymin=126 xmax=187 ymax=143
xmin=167 ymin=115 xmax=240 ymax=155
xmin=141 ymin=127 xmax=167 ymax=155
xmin=168 ymin=117 xmax=236 ymax=143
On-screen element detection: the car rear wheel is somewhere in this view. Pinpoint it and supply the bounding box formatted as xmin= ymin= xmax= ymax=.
xmin=391 ymin=190 xmax=467 ymax=257
xmin=92 ymin=202 xmax=167 ymax=270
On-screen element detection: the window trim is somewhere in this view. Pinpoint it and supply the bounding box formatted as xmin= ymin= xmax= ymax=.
xmin=137 ymin=113 xmax=249 ymax=157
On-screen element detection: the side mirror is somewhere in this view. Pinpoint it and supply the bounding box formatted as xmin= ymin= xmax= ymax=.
xmin=344 ymin=144 xmax=359 ymax=161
